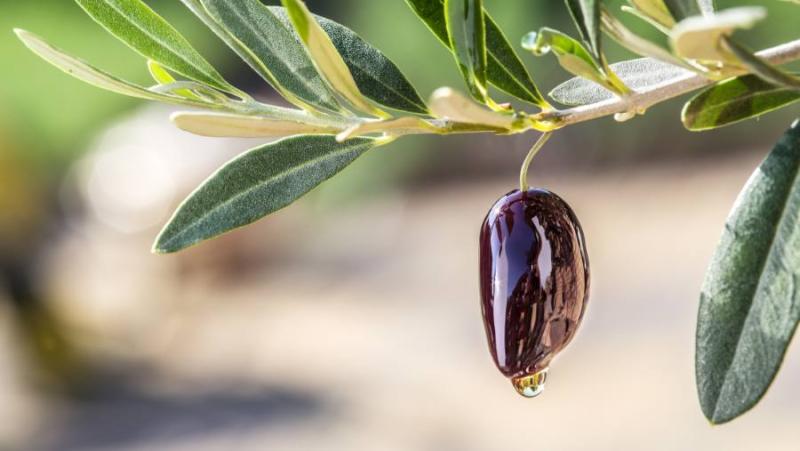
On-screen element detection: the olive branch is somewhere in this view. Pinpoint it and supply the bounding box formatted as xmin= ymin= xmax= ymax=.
xmin=14 ymin=0 xmax=800 ymax=425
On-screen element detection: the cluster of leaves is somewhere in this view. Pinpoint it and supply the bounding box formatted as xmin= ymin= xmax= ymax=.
xmin=13 ymin=0 xmax=800 ymax=425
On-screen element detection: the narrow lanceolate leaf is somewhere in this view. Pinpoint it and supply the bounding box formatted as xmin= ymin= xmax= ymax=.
xmin=564 ymin=0 xmax=601 ymax=59
xmin=627 ymin=0 xmax=676 ymax=28
xmin=269 ymin=7 xmax=428 ymax=115
xmin=723 ymin=38 xmax=800 ymax=90
xmin=429 ymin=87 xmax=513 ymax=129
xmin=698 ymin=0 xmax=715 ymax=15
xmin=697 ymin=122 xmax=800 ymax=424
xmin=180 ymin=0 xmax=341 ymax=114
xmin=170 ymin=111 xmax=343 ymax=138
xmin=602 ymin=9 xmax=688 ymax=69
xmin=14 ymin=29 xmax=217 ymax=109
xmin=148 ymin=60 xmax=202 ymax=100
xmin=336 ymin=117 xmax=436 ymax=141
xmin=670 ymin=7 xmax=766 ymax=64
xmin=523 ymin=28 xmax=626 ymax=96
xmin=682 ymin=75 xmax=800 ymax=131
xmin=74 ymin=0 xmax=236 ymax=94
xmin=154 ymin=136 xmax=377 ymax=253
xmin=281 ymin=0 xmax=387 ymax=118
xmin=551 ymin=57 xmax=692 ymax=106
xmin=445 ymin=0 xmax=488 ymax=102
xmin=147 ymin=60 xmax=175 ymax=85
xmin=663 ymin=0 xmax=701 ymax=20
xmin=405 ymin=0 xmax=549 ymax=108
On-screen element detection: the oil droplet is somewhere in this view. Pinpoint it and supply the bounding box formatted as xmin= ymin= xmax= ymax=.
xmin=521 ymin=32 xmax=550 ymax=56
xmin=512 ymin=368 xmax=549 ymax=398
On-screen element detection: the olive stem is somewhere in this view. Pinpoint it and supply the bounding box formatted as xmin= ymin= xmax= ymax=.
xmin=542 ymin=38 xmax=800 ymax=127
xmin=519 ymin=132 xmax=554 ymax=192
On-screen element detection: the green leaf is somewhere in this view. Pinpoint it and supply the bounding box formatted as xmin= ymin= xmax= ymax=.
xmin=179 ymin=0 xmax=342 ymax=113
xmin=682 ymin=75 xmax=800 ymax=131
xmin=154 ymin=135 xmax=378 ymax=253
xmin=429 ymin=87 xmax=514 ymax=129
xmin=663 ymin=0 xmax=701 ymax=20
xmin=147 ymin=59 xmax=176 ymax=85
xmin=697 ymin=121 xmax=800 ymax=424
xmin=170 ymin=111 xmax=344 ymax=138
xmin=670 ymin=7 xmax=766 ymax=64
xmin=564 ymin=0 xmax=601 ymax=58
xmin=147 ymin=60 xmax=203 ymax=100
xmin=698 ymin=0 xmax=715 ymax=15
xmin=551 ymin=57 xmax=692 ymax=106
xmin=336 ymin=116 xmax=436 ymax=141
xmin=281 ymin=0 xmax=388 ymax=118
xmin=445 ymin=0 xmax=488 ymax=102
xmin=14 ymin=29 xmax=218 ymax=109
xmin=626 ymin=0 xmax=676 ymax=28
xmin=405 ymin=0 xmax=549 ymax=108
xmin=74 ymin=0 xmax=236 ymax=94
xmin=269 ymin=7 xmax=428 ymax=115
xmin=602 ymin=9 xmax=692 ymax=69
xmin=723 ymin=37 xmax=800 ymax=90
xmin=523 ymin=28 xmax=626 ymax=96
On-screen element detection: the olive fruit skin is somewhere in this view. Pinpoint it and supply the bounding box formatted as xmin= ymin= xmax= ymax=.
xmin=479 ymin=189 xmax=590 ymax=390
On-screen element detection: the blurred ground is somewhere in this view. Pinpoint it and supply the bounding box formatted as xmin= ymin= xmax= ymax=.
xmin=1 ymin=113 xmax=799 ymax=449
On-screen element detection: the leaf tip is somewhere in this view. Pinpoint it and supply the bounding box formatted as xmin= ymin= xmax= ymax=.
xmin=151 ymin=219 xmax=188 ymax=254
xmin=169 ymin=111 xmax=187 ymax=128
xmin=152 ymin=232 xmax=183 ymax=255
xmin=151 ymin=235 xmax=173 ymax=255
xmin=151 ymin=245 xmax=169 ymax=255
xmin=13 ymin=28 xmax=36 ymax=45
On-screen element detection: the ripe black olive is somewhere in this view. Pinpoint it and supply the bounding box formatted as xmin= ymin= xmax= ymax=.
xmin=479 ymin=189 xmax=590 ymax=397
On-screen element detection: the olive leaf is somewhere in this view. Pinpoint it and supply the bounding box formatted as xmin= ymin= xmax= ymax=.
xmin=523 ymin=28 xmax=627 ymax=96
xmin=74 ymin=0 xmax=238 ymax=95
xmin=14 ymin=29 xmax=220 ymax=110
xmin=663 ymin=0 xmax=701 ymax=20
xmin=179 ymin=0 xmax=343 ymax=113
xmin=147 ymin=60 xmax=203 ymax=100
xmin=154 ymin=135 xmax=378 ymax=253
xmin=269 ymin=8 xmax=429 ymax=115
xmin=147 ymin=60 xmax=176 ymax=85
xmin=626 ymin=0 xmax=676 ymax=28
xmin=682 ymin=74 xmax=800 ymax=131
xmin=564 ymin=0 xmax=601 ymax=59
xmin=697 ymin=121 xmax=800 ymax=424
xmin=602 ymin=9 xmax=691 ymax=69
xmin=405 ymin=0 xmax=549 ymax=108
xmin=336 ymin=117 xmax=437 ymax=141
xmin=429 ymin=87 xmax=514 ymax=129
xmin=669 ymin=7 xmax=766 ymax=64
xmin=551 ymin=57 xmax=692 ymax=106
xmin=698 ymin=0 xmax=715 ymax=15
xmin=170 ymin=111 xmax=345 ymax=138
xmin=280 ymin=0 xmax=388 ymax=118
xmin=723 ymin=38 xmax=800 ymax=90
xmin=445 ymin=0 xmax=489 ymax=102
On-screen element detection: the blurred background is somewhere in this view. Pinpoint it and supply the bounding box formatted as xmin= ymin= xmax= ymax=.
xmin=1 ymin=0 xmax=800 ymax=449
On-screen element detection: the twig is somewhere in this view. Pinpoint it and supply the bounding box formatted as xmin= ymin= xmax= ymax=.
xmin=544 ymin=39 xmax=800 ymax=127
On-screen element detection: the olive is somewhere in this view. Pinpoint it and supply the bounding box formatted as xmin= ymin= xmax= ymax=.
xmin=479 ymin=189 xmax=590 ymax=397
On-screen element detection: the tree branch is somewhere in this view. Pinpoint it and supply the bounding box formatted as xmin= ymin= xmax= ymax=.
xmin=544 ymin=39 xmax=800 ymax=127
